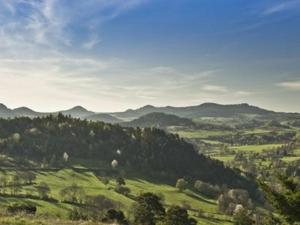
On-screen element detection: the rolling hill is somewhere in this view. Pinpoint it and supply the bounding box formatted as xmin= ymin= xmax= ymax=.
xmin=0 ymin=104 xmax=122 ymax=123
xmin=122 ymin=112 xmax=195 ymax=128
xmin=86 ymin=113 xmax=124 ymax=124
xmin=0 ymin=114 xmax=256 ymax=194
xmin=112 ymin=103 xmax=277 ymax=119
xmin=59 ymin=106 xmax=95 ymax=118
xmin=1 ymin=102 xmax=299 ymax=122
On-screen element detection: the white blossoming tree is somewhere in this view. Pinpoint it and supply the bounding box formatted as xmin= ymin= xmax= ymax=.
xmin=111 ymin=159 xmax=118 ymax=169
xmin=63 ymin=152 xmax=69 ymax=162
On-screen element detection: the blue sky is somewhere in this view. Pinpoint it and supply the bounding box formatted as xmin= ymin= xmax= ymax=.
xmin=0 ymin=0 xmax=299 ymax=112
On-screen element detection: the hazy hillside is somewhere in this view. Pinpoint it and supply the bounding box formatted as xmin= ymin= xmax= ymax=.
xmin=0 ymin=104 xmax=13 ymax=118
xmin=122 ymin=112 xmax=195 ymax=128
xmin=0 ymin=104 xmax=96 ymax=119
xmin=113 ymin=103 xmax=278 ymax=119
xmin=86 ymin=113 xmax=124 ymax=124
xmin=59 ymin=106 xmax=95 ymax=118
xmin=1 ymin=103 xmax=299 ymax=122
xmin=13 ymin=107 xmax=44 ymax=117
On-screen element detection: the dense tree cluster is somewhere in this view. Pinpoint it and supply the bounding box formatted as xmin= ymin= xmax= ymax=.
xmin=210 ymin=131 xmax=296 ymax=145
xmin=194 ymin=180 xmax=221 ymax=198
xmin=122 ymin=112 xmax=196 ymax=128
xmin=218 ymin=189 xmax=253 ymax=215
xmin=133 ymin=192 xmax=196 ymax=225
xmin=0 ymin=115 xmax=256 ymax=194
xmin=259 ymin=175 xmax=300 ymax=223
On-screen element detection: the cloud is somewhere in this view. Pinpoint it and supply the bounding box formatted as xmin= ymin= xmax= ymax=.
xmin=202 ymin=85 xmax=228 ymax=93
xmin=0 ymin=52 xmax=218 ymax=111
xmin=0 ymin=50 xmax=256 ymax=111
xmin=235 ymin=91 xmax=253 ymax=96
xmin=83 ymin=35 xmax=102 ymax=50
xmin=0 ymin=0 xmax=152 ymax=111
xmin=0 ymin=0 xmax=147 ymax=52
xmin=277 ymin=81 xmax=300 ymax=90
xmin=262 ymin=0 xmax=300 ymax=15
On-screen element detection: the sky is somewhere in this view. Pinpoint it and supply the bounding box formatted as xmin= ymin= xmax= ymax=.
xmin=0 ymin=0 xmax=299 ymax=113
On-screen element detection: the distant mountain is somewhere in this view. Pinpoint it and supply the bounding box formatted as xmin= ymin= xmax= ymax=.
xmin=13 ymin=107 xmax=42 ymax=117
xmin=122 ymin=112 xmax=195 ymax=128
xmin=0 ymin=102 xmax=299 ymax=121
xmin=113 ymin=103 xmax=280 ymax=119
xmin=0 ymin=104 xmax=126 ymax=123
xmin=86 ymin=113 xmax=123 ymax=124
xmin=59 ymin=106 xmax=95 ymax=118
xmin=0 ymin=104 xmax=95 ymax=119
xmin=0 ymin=104 xmax=43 ymax=118
xmin=0 ymin=104 xmax=13 ymax=118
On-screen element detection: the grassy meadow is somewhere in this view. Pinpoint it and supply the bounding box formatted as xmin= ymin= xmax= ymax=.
xmin=0 ymin=166 xmax=233 ymax=225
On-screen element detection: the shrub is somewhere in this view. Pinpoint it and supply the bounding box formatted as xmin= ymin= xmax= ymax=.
xmin=181 ymin=201 xmax=192 ymax=210
xmin=36 ymin=182 xmax=51 ymax=199
xmin=133 ymin=192 xmax=165 ymax=225
xmin=59 ymin=184 xmax=86 ymax=204
xmin=115 ymin=184 xmax=131 ymax=196
xmin=7 ymin=203 xmax=37 ymax=215
xmin=116 ymin=177 xmax=126 ymax=186
xmin=69 ymin=207 xmax=103 ymax=221
xmin=218 ymin=189 xmax=252 ymax=215
xmin=102 ymin=209 xmax=128 ymax=225
xmin=164 ymin=205 xmax=197 ymax=225
xmin=233 ymin=207 xmax=253 ymax=225
xmin=101 ymin=177 xmax=109 ymax=185
xmin=176 ymin=178 xmax=188 ymax=191
xmin=85 ymin=195 xmax=115 ymax=209
xmin=194 ymin=180 xmax=220 ymax=198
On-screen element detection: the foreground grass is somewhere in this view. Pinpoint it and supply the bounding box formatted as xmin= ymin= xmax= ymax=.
xmin=0 ymin=216 xmax=106 ymax=225
xmin=0 ymin=168 xmax=232 ymax=225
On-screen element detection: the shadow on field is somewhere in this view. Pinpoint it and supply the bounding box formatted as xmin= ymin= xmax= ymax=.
xmin=185 ymin=192 xmax=215 ymax=205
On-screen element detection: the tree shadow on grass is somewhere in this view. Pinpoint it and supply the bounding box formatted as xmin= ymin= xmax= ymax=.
xmin=184 ymin=191 xmax=216 ymax=205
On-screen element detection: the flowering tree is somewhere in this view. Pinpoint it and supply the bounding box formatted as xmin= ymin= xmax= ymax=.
xmin=111 ymin=159 xmax=118 ymax=169
xmin=63 ymin=152 xmax=69 ymax=162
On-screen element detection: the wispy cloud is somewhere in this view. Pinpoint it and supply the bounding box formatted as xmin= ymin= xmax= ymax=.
xmin=83 ymin=35 xmax=102 ymax=50
xmin=0 ymin=0 xmax=151 ymax=111
xmin=235 ymin=91 xmax=253 ymax=96
xmin=0 ymin=55 xmax=218 ymax=111
xmin=202 ymin=85 xmax=228 ymax=93
xmin=262 ymin=0 xmax=300 ymax=15
xmin=0 ymin=0 xmax=147 ymax=52
xmin=277 ymin=80 xmax=300 ymax=90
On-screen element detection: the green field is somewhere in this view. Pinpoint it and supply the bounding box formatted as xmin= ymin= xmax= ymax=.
xmin=281 ymin=156 xmax=300 ymax=162
xmin=174 ymin=130 xmax=233 ymax=139
xmin=0 ymin=168 xmax=232 ymax=225
xmin=212 ymin=156 xmax=235 ymax=162
xmin=0 ymin=216 xmax=106 ymax=225
xmin=231 ymin=144 xmax=284 ymax=153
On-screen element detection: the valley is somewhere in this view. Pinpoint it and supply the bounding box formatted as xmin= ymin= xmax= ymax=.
xmin=0 ymin=103 xmax=299 ymax=224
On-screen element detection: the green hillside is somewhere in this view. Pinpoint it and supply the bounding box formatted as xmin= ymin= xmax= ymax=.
xmin=0 ymin=114 xmax=263 ymax=225
xmin=0 ymin=166 xmax=233 ymax=225
xmin=0 ymin=115 xmax=255 ymax=192
xmin=122 ymin=112 xmax=195 ymax=128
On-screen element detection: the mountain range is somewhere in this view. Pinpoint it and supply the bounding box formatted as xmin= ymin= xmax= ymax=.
xmin=0 ymin=103 xmax=299 ymax=123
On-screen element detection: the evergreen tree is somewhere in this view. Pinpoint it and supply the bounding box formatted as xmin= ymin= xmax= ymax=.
xmin=36 ymin=182 xmax=51 ymax=199
xmin=133 ymin=193 xmax=165 ymax=225
xmin=164 ymin=205 xmax=197 ymax=225
xmin=259 ymin=175 xmax=300 ymax=223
